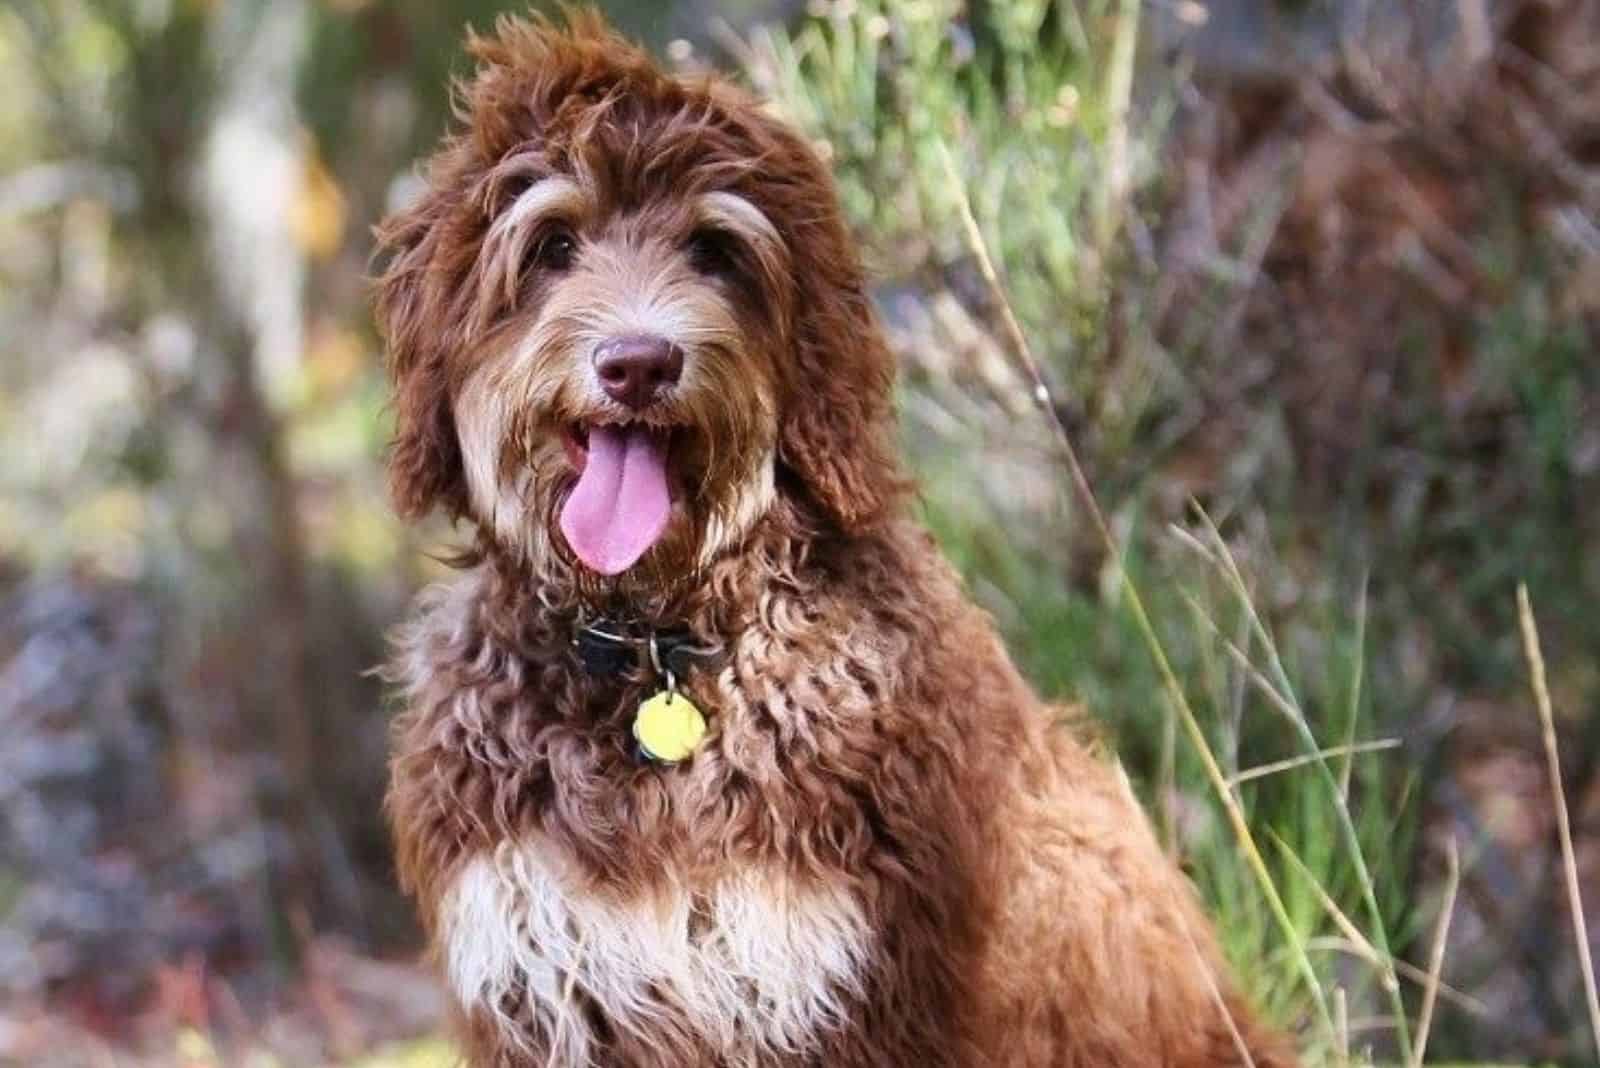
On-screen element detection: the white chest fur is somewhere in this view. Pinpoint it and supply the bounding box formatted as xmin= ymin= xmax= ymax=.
xmin=440 ymin=841 xmax=872 ymax=1066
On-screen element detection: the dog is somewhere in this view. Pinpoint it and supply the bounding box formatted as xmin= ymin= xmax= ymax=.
xmin=377 ymin=11 xmax=1299 ymax=1067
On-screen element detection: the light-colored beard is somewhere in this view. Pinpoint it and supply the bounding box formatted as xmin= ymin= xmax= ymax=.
xmin=453 ymin=346 xmax=777 ymax=593
xmin=696 ymin=448 xmax=775 ymax=569
xmin=447 ymin=176 xmax=787 ymax=596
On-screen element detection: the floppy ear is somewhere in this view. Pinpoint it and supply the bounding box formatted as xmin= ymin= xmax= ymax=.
xmin=373 ymin=190 xmax=470 ymax=521
xmin=372 ymin=10 xmax=630 ymax=522
xmin=771 ymin=149 xmax=907 ymax=533
xmin=781 ymin=278 xmax=905 ymax=532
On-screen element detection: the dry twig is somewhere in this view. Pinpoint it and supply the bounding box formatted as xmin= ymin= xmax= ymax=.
xmin=1516 ymin=583 xmax=1600 ymax=1056
xmin=1410 ymin=836 xmax=1461 ymax=1067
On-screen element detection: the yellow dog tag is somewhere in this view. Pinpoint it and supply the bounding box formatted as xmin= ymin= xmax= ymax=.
xmin=633 ymin=690 xmax=706 ymax=764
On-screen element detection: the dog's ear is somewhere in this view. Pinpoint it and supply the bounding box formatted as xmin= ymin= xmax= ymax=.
xmin=771 ymin=147 xmax=907 ymax=533
xmin=781 ymin=281 xmax=904 ymax=532
xmin=374 ymin=189 xmax=469 ymax=521
xmin=372 ymin=10 xmax=633 ymax=523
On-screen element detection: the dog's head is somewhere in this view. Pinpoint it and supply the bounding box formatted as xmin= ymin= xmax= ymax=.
xmin=376 ymin=11 xmax=901 ymax=589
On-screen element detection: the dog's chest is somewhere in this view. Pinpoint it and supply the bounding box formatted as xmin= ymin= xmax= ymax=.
xmin=441 ymin=841 xmax=872 ymax=1065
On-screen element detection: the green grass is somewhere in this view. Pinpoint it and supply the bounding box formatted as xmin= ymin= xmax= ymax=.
xmin=744 ymin=2 xmax=1445 ymax=1063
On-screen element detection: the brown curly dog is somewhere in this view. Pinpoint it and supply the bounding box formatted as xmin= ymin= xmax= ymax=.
xmin=377 ymin=10 xmax=1299 ymax=1067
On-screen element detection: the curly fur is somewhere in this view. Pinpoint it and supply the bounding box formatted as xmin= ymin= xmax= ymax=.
xmin=377 ymin=10 xmax=1300 ymax=1067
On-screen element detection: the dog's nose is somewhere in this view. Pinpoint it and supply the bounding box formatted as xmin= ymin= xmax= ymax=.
xmin=593 ymin=335 xmax=684 ymax=410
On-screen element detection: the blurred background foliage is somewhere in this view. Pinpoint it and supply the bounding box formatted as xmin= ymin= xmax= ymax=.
xmin=1 ymin=0 xmax=1597 ymax=1064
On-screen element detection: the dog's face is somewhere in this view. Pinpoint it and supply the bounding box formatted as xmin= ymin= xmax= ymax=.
xmin=377 ymin=14 xmax=901 ymax=589
xmin=446 ymin=170 xmax=788 ymax=582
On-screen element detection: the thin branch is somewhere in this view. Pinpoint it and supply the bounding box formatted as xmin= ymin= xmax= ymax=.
xmin=1180 ymin=914 xmax=1257 ymax=1068
xmin=1410 ymin=836 xmax=1461 ymax=1067
xmin=1517 ymin=583 xmax=1600 ymax=1056
xmin=1333 ymin=987 xmax=1349 ymax=1068
xmin=1305 ymin=938 xmax=1487 ymax=1017
xmin=1229 ymin=740 xmax=1401 ymax=788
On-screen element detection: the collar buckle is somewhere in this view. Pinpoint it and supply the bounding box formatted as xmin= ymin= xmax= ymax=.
xmin=572 ymin=617 xmax=720 ymax=680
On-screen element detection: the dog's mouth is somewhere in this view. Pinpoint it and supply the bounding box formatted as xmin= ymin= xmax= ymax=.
xmin=558 ymin=419 xmax=681 ymax=576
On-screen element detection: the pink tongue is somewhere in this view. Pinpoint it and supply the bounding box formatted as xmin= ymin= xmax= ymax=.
xmin=559 ymin=425 xmax=672 ymax=575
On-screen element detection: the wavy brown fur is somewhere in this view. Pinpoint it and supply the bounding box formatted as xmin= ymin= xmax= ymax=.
xmin=378 ymin=10 xmax=1300 ymax=1067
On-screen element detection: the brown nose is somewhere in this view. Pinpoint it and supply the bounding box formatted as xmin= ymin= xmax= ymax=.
xmin=593 ymin=335 xmax=684 ymax=410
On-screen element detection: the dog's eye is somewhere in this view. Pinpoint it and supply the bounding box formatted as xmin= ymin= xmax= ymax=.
xmin=685 ymin=228 xmax=738 ymax=278
xmin=531 ymin=228 xmax=577 ymax=273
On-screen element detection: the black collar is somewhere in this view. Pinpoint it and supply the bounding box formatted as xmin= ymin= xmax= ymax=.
xmin=571 ymin=617 xmax=722 ymax=681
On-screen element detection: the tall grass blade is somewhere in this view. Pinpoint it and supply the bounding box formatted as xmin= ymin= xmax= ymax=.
xmin=1193 ymin=506 xmax=1411 ymax=1059
xmin=936 ymin=140 xmax=1336 ymax=1045
xmin=1517 ymin=583 xmax=1600 ymax=1057
xmin=1409 ymin=836 xmax=1459 ymax=1068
